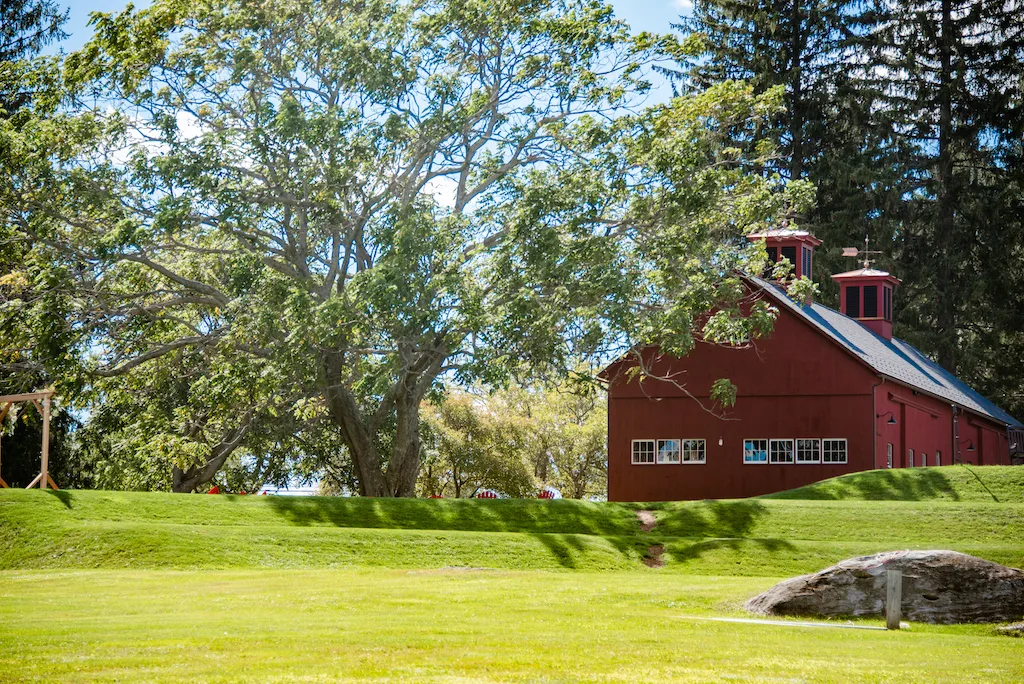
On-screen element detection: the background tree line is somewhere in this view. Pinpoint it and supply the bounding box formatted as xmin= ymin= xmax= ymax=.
xmin=2 ymin=0 xmax=1020 ymax=495
xmin=678 ymin=0 xmax=1024 ymax=417
xmin=1 ymin=0 xmax=798 ymax=493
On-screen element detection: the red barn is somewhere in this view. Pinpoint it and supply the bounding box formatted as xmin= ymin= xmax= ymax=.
xmin=603 ymin=231 xmax=1024 ymax=502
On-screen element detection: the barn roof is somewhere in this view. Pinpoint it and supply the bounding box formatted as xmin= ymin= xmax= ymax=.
xmin=750 ymin=275 xmax=1024 ymax=429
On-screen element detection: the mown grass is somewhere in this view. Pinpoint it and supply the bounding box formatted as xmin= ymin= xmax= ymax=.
xmin=1 ymin=569 xmax=1022 ymax=684
xmin=1 ymin=466 xmax=1023 ymax=682
xmin=763 ymin=464 xmax=1024 ymax=502
xmin=1 ymin=466 xmax=1022 ymax=574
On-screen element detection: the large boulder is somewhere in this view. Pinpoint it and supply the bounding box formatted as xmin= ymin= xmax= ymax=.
xmin=746 ymin=550 xmax=1024 ymax=624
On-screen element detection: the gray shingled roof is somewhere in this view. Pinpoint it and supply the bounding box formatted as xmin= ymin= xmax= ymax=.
xmin=750 ymin=276 xmax=1023 ymax=429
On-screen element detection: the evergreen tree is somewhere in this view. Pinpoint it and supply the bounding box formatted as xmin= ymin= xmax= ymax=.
xmin=856 ymin=0 xmax=1024 ymax=382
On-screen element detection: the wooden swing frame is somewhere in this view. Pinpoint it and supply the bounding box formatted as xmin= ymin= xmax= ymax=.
xmin=0 ymin=391 xmax=59 ymax=490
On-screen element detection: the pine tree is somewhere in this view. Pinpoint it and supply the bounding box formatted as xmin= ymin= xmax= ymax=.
xmin=0 ymin=0 xmax=67 ymax=113
xmin=857 ymin=0 xmax=1024 ymax=388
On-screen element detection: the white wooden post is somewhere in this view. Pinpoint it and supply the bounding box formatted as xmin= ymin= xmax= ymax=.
xmin=886 ymin=569 xmax=902 ymax=630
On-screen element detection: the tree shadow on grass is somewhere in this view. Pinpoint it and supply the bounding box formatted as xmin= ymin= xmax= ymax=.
xmin=263 ymin=495 xmax=638 ymax=536
xmin=645 ymin=499 xmax=795 ymax=565
xmin=263 ymin=496 xmax=673 ymax=569
xmin=44 ymin=489 xmax=74 ymax=509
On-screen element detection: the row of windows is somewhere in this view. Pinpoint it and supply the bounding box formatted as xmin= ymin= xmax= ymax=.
xmin=845 ymin=284 xmax=894 ymax=321
xmin=886 ymin=444 xmax=941 ymax=468
xmin=632 ymin=439 xmax=706 ymax=464
xmin=743 ymin=438 xmax=847 ymax=464
xmin=631 ymin=438 xmax=848 ymax=465
xmin=764 ymin=246 xmax=813 ymax=278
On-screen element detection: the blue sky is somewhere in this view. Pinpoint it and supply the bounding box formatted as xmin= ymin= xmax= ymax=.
xmin=58 ymin=0 xmax=687 ymax=52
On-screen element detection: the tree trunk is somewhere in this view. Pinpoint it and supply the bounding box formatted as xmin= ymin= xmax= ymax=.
xmin=322 ymin=348 xmax=441 ymax=497
xmin=171 ymin=421 xmax=250 ymax=493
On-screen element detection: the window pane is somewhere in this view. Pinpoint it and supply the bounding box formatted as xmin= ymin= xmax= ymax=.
xmin=845 ymin=286 xmax=860 ymax=318
xmin=864 ymin=285 xmax=878 ymax=317
xmin=764 ymin=247 xmax=778 ymax=277
xmin=781 ymin=246 xmax=797 ymax=268
xmin=682 ymin=439 xmax=706 ymax=463
xmin=744 ymin=439 xmax=768 ymax=463
xmin=823 ymin=439 xmax=848 ymax=463
xmin=797 ymin=439 xmax=820 ymax=463
xmin=657 ymin=439 xmax=681 ymax=464
xmin=632 ymin=440 xmax=656 ymax=464
xmin=770 ymin=439 xmax=795 ymax=463
xmin=936 ymin=451 xmax=941 ymax=466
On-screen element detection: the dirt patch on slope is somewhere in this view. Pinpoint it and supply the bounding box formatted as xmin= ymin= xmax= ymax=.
xmin=643 ymin=545 xmax=665 ymax=568
xmin=635 ymin=510 xmax=657 ymax=532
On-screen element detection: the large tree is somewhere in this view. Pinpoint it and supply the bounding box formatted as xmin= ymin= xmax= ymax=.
xmin=3 ymin=0 xmax=798 ymax=494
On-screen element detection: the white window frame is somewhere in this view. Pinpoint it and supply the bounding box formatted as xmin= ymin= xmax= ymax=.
xmin=920 ymin=453 xmax=927 ymax=467
xmin=796 ymin=438 xmax=821 ymax=464
xmin=657 ymin=439 xmax=681 ymax=464
xmin=908 ymin=449 xmax=914 ymax=467
xmin=743 ymin=439 xmax=768 ymax=464
xmin=681 ymin=439 xmax=706 ymax=464
xmin=887 ymin=443 xmax=893 ymax=469
xmin=631 ymin=439 xmax=656 ymax=465
xmin=935 ymin=451 xmax=941 ymax=466
xmin=769 ymin=439 xmax=795 ymax=464
xmin=822 ymin=438 xmax=848 ymax=464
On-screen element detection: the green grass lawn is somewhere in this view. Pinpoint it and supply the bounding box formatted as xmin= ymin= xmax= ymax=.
xmin=1 ymin=466 xmax=1022 ymax=682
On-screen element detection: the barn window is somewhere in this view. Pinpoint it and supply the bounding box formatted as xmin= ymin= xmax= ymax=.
xmin=781 ymin=246 xmax=797 ymax=269
xmin=657 ymin=439 xmax=681 ymax=464
xmin=822 ymin=439 xmax=848 ymax=463
xmin=920 ymin=453 xmax=927 ymax=467
xmin=845 ymin=286 xmax=861 ymax=318
xmin=863 ymin=286 xmax=878 ymax=318
xmin=908 ymin=449 xmax=914 ymax=467
xmin=887 ymin=443 xmax=893 ymax=468
xmin=764 ymin=247 xmax=778 ymax=277
xmin=935 ymin=451 xmax=941 ymax=466
xmin=682 ymin=439 xmax=706 ymax=463
xmin=743 ymin=439 xmax=768 ymax=464
xmin=769 ymin=439 xmax=795 ymax=464
xmin=632 ymin=440 xmax=656 ymax=465
xmin=796 ymin=439 xmax=820 ymax=463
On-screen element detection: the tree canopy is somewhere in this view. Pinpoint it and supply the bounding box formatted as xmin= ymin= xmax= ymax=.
xmin=2 ymin=0 xmax=805 ymax=494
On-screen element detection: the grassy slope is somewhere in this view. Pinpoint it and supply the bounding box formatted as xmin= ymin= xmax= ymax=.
xmin=1 ymin=466 xmax=1022 ymax=575
xmin=2 ymin=466 xmax=1023 ymax=683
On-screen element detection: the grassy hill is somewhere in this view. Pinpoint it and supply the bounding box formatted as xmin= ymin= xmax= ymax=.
xmin=3 ymin=466 xmax=1023 ymax=683
xmin=2 ymin=466 xmax=1022 ymax=575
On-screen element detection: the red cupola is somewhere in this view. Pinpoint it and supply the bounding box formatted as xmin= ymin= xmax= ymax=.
xmin=747 ymin=229 xmax=821 ymax=280
xmin=831 ymin=268 xmax=901 ymax=340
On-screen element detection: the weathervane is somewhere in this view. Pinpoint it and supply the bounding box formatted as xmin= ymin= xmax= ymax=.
xmin=841 ymin=235 xmax=884 ymax=269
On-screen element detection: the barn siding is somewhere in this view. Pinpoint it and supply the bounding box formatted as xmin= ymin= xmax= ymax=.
xmin=607 ymin=299 xmax=879 ymax=502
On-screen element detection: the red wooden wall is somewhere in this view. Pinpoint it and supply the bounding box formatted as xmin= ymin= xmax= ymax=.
xmin=607 ymin=302 xmax=878 ymax=501
xmin=606 ymin=296 xmax=1013 ymax=502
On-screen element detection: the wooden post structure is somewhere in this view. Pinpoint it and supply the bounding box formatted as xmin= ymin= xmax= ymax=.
xmin=0 ymin=391 xmax=58 ymax=490
xmin=886 ymin=569 xmax=902 ymax=630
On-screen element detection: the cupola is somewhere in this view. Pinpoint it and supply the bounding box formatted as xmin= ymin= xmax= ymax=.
xmin=831 ymin=268 xmax=901 ymax=340
xmin=747 ymin=229 xmax=821 ymax=280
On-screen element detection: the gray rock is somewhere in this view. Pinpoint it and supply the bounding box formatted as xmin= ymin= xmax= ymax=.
xmin=996 ymin=622 xmax=1024 ymax=637
xmin=745 ymin=550 xmax=1024 ymax=624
